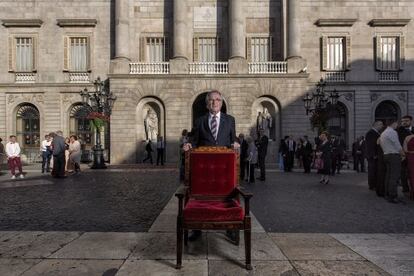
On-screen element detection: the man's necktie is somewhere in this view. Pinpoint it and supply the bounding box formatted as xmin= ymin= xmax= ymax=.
xmin=211 ymin=116 xmax=217 ymax=140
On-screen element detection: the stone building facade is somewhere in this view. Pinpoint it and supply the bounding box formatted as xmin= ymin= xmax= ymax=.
xmin=0 ymin=0 xmax=413 ymax=164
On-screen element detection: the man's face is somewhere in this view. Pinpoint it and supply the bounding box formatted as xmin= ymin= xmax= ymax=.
xmin=376 ymin=122 xmax=384 ymax=131
xmin=10 ymin=136 xmax=16 ymax=143
xmin=206 ymin=92 xmax=223 ymax=114
xmin=391 ymin=122 xmax=399 ymax=129
xmin=401 ymin=118 xmax=412 ymax=127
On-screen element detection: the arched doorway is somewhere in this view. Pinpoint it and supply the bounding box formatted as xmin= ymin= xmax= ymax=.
xmin=375 ymin=100 xmax=400 ymax=124
xmin=327 ymin=102 xmax=348 ymax=144
xmin=16 ymin=103 xmax=40 ymax=162
xmin=192 ymin=92 xmax=227 ymax=125
xmin=69 ymin=103 xmax=93 ymax=162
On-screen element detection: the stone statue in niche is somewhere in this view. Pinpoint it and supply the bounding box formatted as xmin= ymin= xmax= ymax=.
xmin=144 ymin=107 xmax=159 ymax=141
xmin=256 ymin=107 xmax=273 ymax=139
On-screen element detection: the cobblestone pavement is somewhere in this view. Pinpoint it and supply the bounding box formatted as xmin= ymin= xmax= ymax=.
xmin=248 ymin=169 xmax=414 ymax=233
xmin=0 ymin=164 xmax=179 ymax=232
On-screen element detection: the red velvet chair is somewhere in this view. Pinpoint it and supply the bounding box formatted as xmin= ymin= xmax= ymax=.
xmin=175 ymin=147 xmax=253 ymax=270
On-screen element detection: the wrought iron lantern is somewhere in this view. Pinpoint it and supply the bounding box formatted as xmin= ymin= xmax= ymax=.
xmin=303 ymin=78 xmax=339 ymax=115
xmin=80 ymin=77 xmax=116 ymax=169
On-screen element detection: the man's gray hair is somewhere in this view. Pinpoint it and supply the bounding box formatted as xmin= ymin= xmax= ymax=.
xmin=205 ymin=90 xmax=222 ymax=104
xmin=56 ymin=130 xmax=63 ymax=136
xmin=372 ymin=121 xmax=383 ymax=128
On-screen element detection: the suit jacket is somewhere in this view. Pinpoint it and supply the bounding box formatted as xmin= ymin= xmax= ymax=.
xmin=239 ymin=139 xmax=248 ymax=160
xmin=283 ymin=140 xmax=296 ymax=154
xmin=257 ymin=135 xmax=269 ymax=157
xmin=191 ymin=113 xmax=236 ymax=147
xmin=365 ymin=129 xmax=380 ymax=159
xmin=52 ymin=135 xmax=66 ymax=156
xmin=302 ymin=141 xmax=313 ymax=157
xmin=397 ymin=126 xmax=414 ymax=146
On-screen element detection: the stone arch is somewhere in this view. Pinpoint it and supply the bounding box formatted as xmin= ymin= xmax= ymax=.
xmin=374 ymin=100 xmax=401 ymax=124
xmin=371 ymin=94 xmax=406 ymax=123
xmin=136 ymin=97 xmax=165 ymax=163
xmin=327 ymin=101 xmax=349 ymax=146
xmin=251 ymin=96 xmax=282 ymax=163
xmin=191 ymin=91 xmax=228 ymax=126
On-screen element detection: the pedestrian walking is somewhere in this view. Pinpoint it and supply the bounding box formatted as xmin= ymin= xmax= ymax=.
xmin=5 ymin=135 xmax=24 ymax=179
xmin=316 ymin=131 xmax=331 ymax=184
xmin=156 ymin=135 xmax=165 ymax=165
xmin=256 ymin=128 xmax=268 ymax=180
xmin=40 ymin=134 xmax=52 ymax=173
xmin=143 ymin=140 xmax=153 ymax=164
xmin=50 ymin=131 xmax=66 ymax=178
xmin=69 ymin=135 xmax=81 ymax=173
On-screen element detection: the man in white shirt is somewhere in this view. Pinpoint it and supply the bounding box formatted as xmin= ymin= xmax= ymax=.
xmin=5 ymin=135 xmax=24 ymax=179
xmin=40 ymin=134 xmax=52 ymax=173
xmin=380 ymin=119 xmax=405 ymax=203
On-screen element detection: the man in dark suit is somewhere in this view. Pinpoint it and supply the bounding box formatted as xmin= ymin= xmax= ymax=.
xmin=256 ymin=129 xmax=268 ymax=181
xmin=183 ymin=90 xmax=240 ymax=242
xmin=331 ymin=135 xmax=346 ymax=175
xmin=397 ymin=115 xmax=414 ymax=193
xmin=50 ymin=131 xmax=66 ymax=178
xmin=355 ymin=136 xmax=366 ymax=172
xmin=302 ymin=135 xmax=313 ymax=173
xmin=365 ymin=121 xmax=384 ymax=190
xmin=238 ymin=133 xmax=248 ymax=181
xmin=283 ymin=136 xmax=296 ymax=172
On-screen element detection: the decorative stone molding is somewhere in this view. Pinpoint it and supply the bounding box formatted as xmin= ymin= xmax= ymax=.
xmin=369 ymin=19 xmax=411 ymax=27
xmin=2 ymin=19 xmax=43 ymax=28
xmin=7 ymin=93 xmax=44 ymax=104
xmin=315 ymin=19 xmax=357 ymax=27
xmin=371 ymin=93 xmax=381 ymax=102
xmin=342 ymin=93 xmax=354 ymax=102
xmin=397 ymin=92 xmax=407 ymax=102
xmin=57 ymin=19 xmax=97 ymax=27
xmin=61 ymin=93 xmax=81 ymax=106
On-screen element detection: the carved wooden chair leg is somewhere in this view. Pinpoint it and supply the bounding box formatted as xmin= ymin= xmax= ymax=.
xmin=184 ymin=230 xmax=189 ymax=246
xmin=244 ymin=229 xmax=252 ymax=270
xmin=176 ymin=221 xmax=183 ymax=269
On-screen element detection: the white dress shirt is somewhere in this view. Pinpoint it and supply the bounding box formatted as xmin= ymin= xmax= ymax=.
xmin=40 ymin=139 xmax=52 ymax=152
xmin=5 ymin=142 xmax=21 ymax=158
xmin=380 ymin=126 xmax=402 ymax=154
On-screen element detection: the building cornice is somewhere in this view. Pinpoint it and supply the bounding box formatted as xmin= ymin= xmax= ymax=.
xmin=1 ymin=19 xmax=43 ymax=28
xmin=107 ymin=73 xmax=310 ymax=79
xmin=315 ymin=19 xmax=357 ymax=27
xmin=369 ymin=19 xmax=411 ymax=27
xmin=57 ymin=19 xmax=97 ymax=27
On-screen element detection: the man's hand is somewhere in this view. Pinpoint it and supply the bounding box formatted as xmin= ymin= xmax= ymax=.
xmin=232 ymin=142 xmax=240 ymax=150
xmin=183 ymin=143 xmax=192 ymax=152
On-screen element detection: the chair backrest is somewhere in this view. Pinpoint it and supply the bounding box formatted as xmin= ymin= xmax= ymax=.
xmin=187 ymin=147 xmax=239 ymax=197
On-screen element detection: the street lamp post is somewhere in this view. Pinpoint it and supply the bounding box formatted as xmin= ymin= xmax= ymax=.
xmin=80 ymin=77 xmax=116 ymax=169
xmin=303 ymin=78 xmax=339 ymax=131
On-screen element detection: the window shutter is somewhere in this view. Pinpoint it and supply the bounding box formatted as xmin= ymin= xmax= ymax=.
xmin=8 ymin=37 xmax=15 ymax=72
xmin=193 ymin=37 xmax=199 ymax=61
xmin=375 ymin=36 xmax=382 ymax=71
xmin=63 ymin=36 xmax=69 ymax=71
xmin=86 ymin=36 xmax=91 ymax=71
xmin=321 ymin=36 xmax=328 ymax=71
xmin=32 ymin=36 xmax=37 ymax=71
xmin=140 ymin=37 xmax=146 ymax=62
xmin=164 ymin=37 xmax=170 ymax=61
xmin=345 ymin=36 xmax=351 ymax=70
xmin=246 ymin=37 xmax=252 ymax=62
xmin=399 ymin=36 xmax=405 ymax=70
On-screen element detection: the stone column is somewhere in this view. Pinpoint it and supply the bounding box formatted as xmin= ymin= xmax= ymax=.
xmin=170 ymin=0 xmax=189 ymax=74
xmin=228 ymin=0 xmax=247 ymax=74
xmin=110 ymin=0 xmax=130 ymax=73
xmin=286 ymin=0 xmax=306 ymax=73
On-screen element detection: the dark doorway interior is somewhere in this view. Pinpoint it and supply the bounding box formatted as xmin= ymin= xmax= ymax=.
xmin=375 ymin=100 xmax=400 ymax=124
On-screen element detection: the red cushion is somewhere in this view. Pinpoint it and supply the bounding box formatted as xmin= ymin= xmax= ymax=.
xmin=183 ymin=199 xmax=244 ymax=222
xmin=190 ymin=152 xmax=236 ymax=196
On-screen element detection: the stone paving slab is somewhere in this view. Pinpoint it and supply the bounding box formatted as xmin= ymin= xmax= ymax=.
xmin=208 ymin=260 xmax=299 ymax=276
xmin=291 ymin=260 xmax=390 ymax=276
xmin=0 ymin=258 xmax=42 ymax=276
xmin=129 ymin=232 xmax=208 ymax=260
xmin=0 ymin=231 xmax=80 ymax=258
xmin=116 ymin=260 xmax=208 ymax=276
xmin=50 ymin=232 xmax=141 ymax=259
xmin=270 ymin=233 xmax=364 ymax=261
xmin=20 ymin=259 xmax=123 ymax=276
xmin=207 ymin=232 xmax=287 ymax=261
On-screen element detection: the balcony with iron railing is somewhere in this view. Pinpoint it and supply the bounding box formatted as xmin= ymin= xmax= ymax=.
xmin=130 ymin=62 xmax=170 ymax=74
xmin=189 ymin=62 xmax=229 ymax=74
xmin=248 ymin=62 xmax=287 ymax=74
xmin=69 ymin=72 xmax=90 ymax=83
xmin=378 ymin=71 xmax=399 ymax=82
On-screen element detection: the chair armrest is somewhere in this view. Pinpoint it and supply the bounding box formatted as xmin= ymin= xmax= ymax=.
xmin=235 ymin=186 xmax=253 ymax=199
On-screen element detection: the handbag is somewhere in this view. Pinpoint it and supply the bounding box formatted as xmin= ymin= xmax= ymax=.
xmin=314 ymin=157 xmax=324 ymax=170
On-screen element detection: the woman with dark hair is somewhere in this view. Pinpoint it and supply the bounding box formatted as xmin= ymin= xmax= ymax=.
xmin=316 ymin=131 xmax=332 ymax=184
xmin=69 ymin=135 xmax=81 ymax=173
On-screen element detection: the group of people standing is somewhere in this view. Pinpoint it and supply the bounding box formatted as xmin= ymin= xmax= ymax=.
xmin=366 ymin=116 xmax=414 ymax=203
xmin=0 ymin=131 xmax=81 ymax=180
